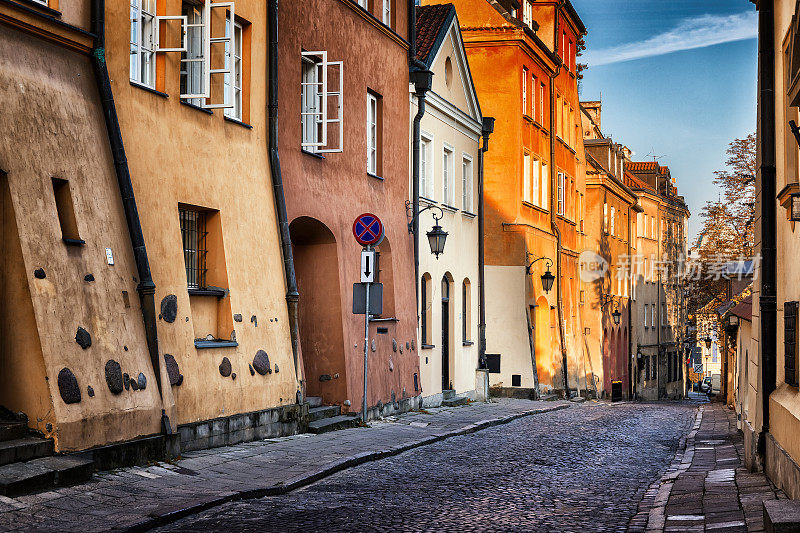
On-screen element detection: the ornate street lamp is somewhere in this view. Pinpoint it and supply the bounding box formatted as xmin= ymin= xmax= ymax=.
xmin=612 ymin=309 xmax=621 ymax=326
xmin=704 ymin=336 xmax=713 ymax=350
xmin=426 ymin=215 xmax=448 ymax=259
xmin=526 ymin=254 xmax=555 ymax=294
xmin=406 ymin=202 xmax=447 ymax=260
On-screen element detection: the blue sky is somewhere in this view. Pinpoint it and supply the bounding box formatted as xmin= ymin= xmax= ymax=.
xmin=570 ymin=0 xmax=757 ymax=241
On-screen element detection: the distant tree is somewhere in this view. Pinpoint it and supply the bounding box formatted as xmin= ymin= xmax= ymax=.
xmin=696 ymin=132 xmax=756 ymax=260
xmin=576 ymin=35 xmax=587 ymax=95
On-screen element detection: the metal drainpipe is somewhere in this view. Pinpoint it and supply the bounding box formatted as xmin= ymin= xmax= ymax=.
xmin=757 ymin=0 xmax=777 ymax=453
xmin=478 ymin=119 xmax=494 ymax=369
xmin=268 ymin=0 xmax=303 ymax=401
xmin=548 ymin=0 xmax=569 ymax=396
xmin=412 ymin=88 xmax=428 ymax=310
xmin=628 ymin=202 xmax=633 ymax=400
xmin=89 ymin=0 xmax=170 ymax=434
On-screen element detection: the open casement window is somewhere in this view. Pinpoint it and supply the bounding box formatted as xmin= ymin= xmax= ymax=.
xmin=158 ymin=1 xmax=236 ymax=109
xmin=131 ymin=0 xmax=157 ymax=87
xmin=301 ymin=51 xmax=343 ymax=153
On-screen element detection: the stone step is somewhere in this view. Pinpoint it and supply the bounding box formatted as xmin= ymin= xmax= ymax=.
xmin=441 ymin=396 xmax=469 ymax=407
xmin=306 ymin=396 xmax=323 ymax=408
xmin=442 ymin=389 xmax=456 ymax=400
xmin=0 ymin=422 xmax=27 ymax=442
xmin=0 ymin=438 xmax=54 ymax=467
xmin=308 ymin=405 xmax=340 ymax=423
xmin=308 ymin=415 xmax=360 ymax=434
xmin=0 ymin=455 xmax=94 ymax=497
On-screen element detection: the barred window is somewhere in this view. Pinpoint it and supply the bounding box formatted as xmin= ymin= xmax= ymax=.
xmin=180 ymin=208 xmax=208 ymax=290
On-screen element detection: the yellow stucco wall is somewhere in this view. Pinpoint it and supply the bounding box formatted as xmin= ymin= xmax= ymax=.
xmin=105 ymin=1 xmax=298 ymax=427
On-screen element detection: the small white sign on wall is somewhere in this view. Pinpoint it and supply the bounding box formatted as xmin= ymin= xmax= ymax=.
xmin=360 ymin=250 xmax=376 ymax=283
xmin=105 ymin=247 xmax=114 ymax=265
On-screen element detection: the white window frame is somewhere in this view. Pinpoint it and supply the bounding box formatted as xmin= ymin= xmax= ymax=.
xmin=644 ymin=304 xmax=648 ymax=328
xmin=557 ymin=171 xmax=565 ymax=215
xmin=610 ymin=206 xmax=616 ymax=236
xmin=367 ymin=92 xmax=379 ymax=174
xmin=522 ymin=0 xmax=532 ymax=26
xmin=383 ymin=0 xmax=391 ymax=25
xmin=462 ymin=154 xmax=473 ymax=212
xmin=357 ymin=0 xmax=367 ymax=7
xmin=603 ymin=202 xmax=608 ymax=233
xmin=301 ymin=50 xmax=343 ymax=153
xmin=522 ymin=67 xmax=528 ymax=115
xmin=223 ymin=19 xmax=243 ymax=120
xmin=170 ymin=1 xmax=236 ymax=109
xmin=541 ymin=161 xmax=548 ymax=211
xmin=443 ymin=145 xmax=454 ymax=206
xmin=532 ymin=158 xmax=540 ymax=207
xmin=523 ymin=152 xmax=531 ymax=204
xmin=131 ymin=0 xmax=158 ymax=88
xmin=420 ymin=132 xmax=433 ymax=199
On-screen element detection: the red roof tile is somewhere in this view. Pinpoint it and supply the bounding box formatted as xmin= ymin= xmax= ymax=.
xmin=627 ymin=161 xmax=659 ymax=172
xmin=416 ymin=4 xmax=454 ymax=64
xmin=623 ymin=171 xmax=652 ymax=191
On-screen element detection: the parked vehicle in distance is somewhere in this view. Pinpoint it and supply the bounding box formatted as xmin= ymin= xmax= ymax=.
xmin=700 ymin=377 xmax=712 ymax=393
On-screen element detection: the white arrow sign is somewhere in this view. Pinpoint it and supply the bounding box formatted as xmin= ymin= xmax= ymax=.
xmin=361 ymin=250 xmax=376 ymax=283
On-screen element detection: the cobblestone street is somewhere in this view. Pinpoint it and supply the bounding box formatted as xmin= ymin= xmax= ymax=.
xmin=162 ymin=401 xmax=699 ymax=532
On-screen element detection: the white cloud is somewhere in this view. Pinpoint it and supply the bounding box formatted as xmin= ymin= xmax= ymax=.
xmin=583 ymin=12 xmax=757 ymax=67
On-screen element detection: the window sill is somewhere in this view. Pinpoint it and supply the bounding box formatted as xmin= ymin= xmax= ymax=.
xmin=421 ymin=344 xmax=435 ymax=350
xmin=195 ymin=340 xmax=239 ymax=349
xmin=370 ymin=317 xmax=399 ymax=323
xmin=522 ymin=201 xmax=549 ymax=215
xmin=188 ymin=288 xmax=226 ymax=297
xmin=181 ymin=100 xmax=213 ymax=115
xmin=462 ymin=341 xmax=474 ymax=346
xmin=441 ymin=204 xmax=458 ymax=213
xmin=224 ymin=115 xmax=252 ymax=129
xmin=461 ymin=211 xmax=476 ymax=218
xmin=62 ymin=237 xmax=86 ymax=246
xmin=130 ymin=81 xmax=168 ymax=98
xmin=367 ymin=172 xmax=384 ymax=181
xmin=13 ymin=0 xmax=61 ymax=17
xmin=420 ymin=195 xmax=436 ymax=204
xmin=302 ymin=149 xmax=325 ymax=160
xmin=523 ymin=114 xmax=533 ymax=122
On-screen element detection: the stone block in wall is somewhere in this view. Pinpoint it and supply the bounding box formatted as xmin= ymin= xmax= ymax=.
xmin=211 ymin=418 xmax=227 ymax=436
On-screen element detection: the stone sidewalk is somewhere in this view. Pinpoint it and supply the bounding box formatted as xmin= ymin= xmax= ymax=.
xmin=630 ymin=400 xmax=786 ymax=532
xmin=0 ymin=398 xmax=569 ymax=532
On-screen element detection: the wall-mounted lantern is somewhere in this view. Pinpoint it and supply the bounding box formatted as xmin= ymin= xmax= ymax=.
xmin=612 ymin=309 xmax=621 ymax=326
xmin=526 ymin=254 xmax=555 ymax=294
xmin=426 ymin=216 xmax=448 ymax=259
xmin=729 ymin=315 xmax=739 ymax=327
xmin=704 ymin=336 xmax=713 ymax=350
xmin=791 ymin=193 xmax=800 ymax=222
xmin=406 ymin=202 xmax=447 ymax=260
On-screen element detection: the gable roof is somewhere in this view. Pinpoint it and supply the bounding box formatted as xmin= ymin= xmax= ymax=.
xmin=623 ymin=171 xmax=653 ymax=192
xmin=416 ymin=4 xmax=455 ymax=66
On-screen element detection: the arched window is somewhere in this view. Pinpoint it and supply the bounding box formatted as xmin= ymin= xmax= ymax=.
xmin=462 ymin=279 xmax=471 ymax=342
xmin=421 ymin=273 xmax=432 ymax=345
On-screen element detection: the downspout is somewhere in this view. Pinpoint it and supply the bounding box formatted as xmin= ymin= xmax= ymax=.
xmin=89 ymin=0 xmax=169 ymax=434
xmin=757 ymin=0 xmax=776 ymax=454
xmin=627 ymin=202 xmax=633 ymax=400
xmin=409 ymin=0 xmax=431 ymax=314
xmin=548 ymin=0 xmax=569 ymax=396
xmin=478 ymin=118 xmax=495 ymax=369
xmin=268 ymin=0 xmax=302 ymax=400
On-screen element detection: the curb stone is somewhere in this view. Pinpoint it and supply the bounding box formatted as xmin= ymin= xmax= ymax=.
xmin=124 ymin=403 xmax=571 ymax=532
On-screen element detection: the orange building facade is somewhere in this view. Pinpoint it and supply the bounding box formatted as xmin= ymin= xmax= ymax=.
xmin=440 ymin=0 xmax=588 ymax=396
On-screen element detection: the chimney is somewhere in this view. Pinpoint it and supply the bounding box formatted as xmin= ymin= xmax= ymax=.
xmin=581 ymin=100 xmax=601 ymax=130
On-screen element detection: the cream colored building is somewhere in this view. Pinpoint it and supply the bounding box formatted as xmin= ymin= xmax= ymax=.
xmin=412 ymin=4 xmax=483 ymax=403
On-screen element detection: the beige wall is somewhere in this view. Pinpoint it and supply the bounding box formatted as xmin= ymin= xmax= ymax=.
xmin=0 ymin=21 xmax=163 ymax=450
xmin=413 ymin=22 xmax=482 ymax=398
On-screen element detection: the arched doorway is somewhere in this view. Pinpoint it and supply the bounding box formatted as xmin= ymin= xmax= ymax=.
xmin=534 ymin=296 xmax=551 ymax=386
xmin=441 ymin=273 xmax=453 ymax=391
xmin=290 ymin=217 xmax=347 ymax=406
